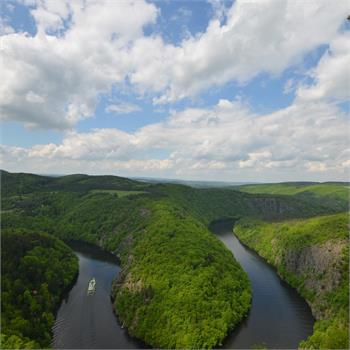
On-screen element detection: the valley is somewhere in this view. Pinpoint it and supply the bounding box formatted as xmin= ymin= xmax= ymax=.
xmin=1 ymin=170 xmax=348 ymax=349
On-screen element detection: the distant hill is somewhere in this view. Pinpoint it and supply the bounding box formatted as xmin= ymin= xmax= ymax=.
xmin=1 ymin=170 xmax=147 ymax=197
xmin=236 ymin=182 xmax=349 ymax=211
xmin=132 ymin=176 xmax=256 ymax=188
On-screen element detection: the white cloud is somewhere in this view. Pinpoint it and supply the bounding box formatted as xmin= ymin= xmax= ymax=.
xmin=239 ymin=151 xmax=272 ymax=169
xmin=1 ymin=99 xmax=349 ymax=181
xmin=1 ymin=0 xmax=349 ymax=129
xmin=306 ymin=161 xmax=328 ymax=173
xmin=170 ymin=7 xmax=192 ymax=22
xmin=207 ymin=0 xmax=229 ymax=23
xmin=0 ymin=7 xmax=15 ymax=35
xmin=0 ymin=0 xmax=157 ymax=129
xmin=131 ymin=0 xmax=350 ymax=103
xmin=297 ymin=32 xmax=350 ymax=102
xmin=1 ymin=0 xmax=348 ymax=181
xmin=106 ymin=102 xmax=141 ymax=114
xmin=283 ymin=79 xmax=296 ymax=95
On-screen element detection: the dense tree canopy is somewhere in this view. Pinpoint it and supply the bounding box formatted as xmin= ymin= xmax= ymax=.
xmin=1 ymin=170 xmax=347 ymax=349
xmin=1 ymin=229 xmax=78 ymax=348
xmin=235 ymin=213 xmax=349 ymax=349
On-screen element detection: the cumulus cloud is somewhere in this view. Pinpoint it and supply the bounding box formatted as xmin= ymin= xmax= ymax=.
xmin=1 ymin=0 xmax=349 ymax=128
xmin=106 ymin=102 xmax=141 ymax=114
xmin=0 ymin=0 xmax=157 ymax=129
xmin=297 ymin=32 xmax=350 ymax=102
xmin=131 ymin=0 xmax=349 ymax=103
xmin=1 ymin=99 xmax=349 ymax=180
xmin=1 ymin=0 xmax=349 ymax=180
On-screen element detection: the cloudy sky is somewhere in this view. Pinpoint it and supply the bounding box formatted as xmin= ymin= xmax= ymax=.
xmin=0 ymin=0 xmax=349 ymax=182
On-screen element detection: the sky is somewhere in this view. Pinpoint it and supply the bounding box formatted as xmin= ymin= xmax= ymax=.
xmin=0 ymin=0 xmax=349 ymax=182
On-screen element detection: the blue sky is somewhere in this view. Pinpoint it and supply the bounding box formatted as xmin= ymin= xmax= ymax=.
xmin=0 ymin=0 xmax=349 ymax=181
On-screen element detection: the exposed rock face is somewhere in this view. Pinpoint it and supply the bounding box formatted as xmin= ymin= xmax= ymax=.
xmin=251 ymin=197 xmax=287 ymax=215
xmin=249 ymin=197 xmax=307 ymax=219
xmin=123 ymin=274 xmax=144 ymax=292
xmin=139 ymin=208 xmax=151 ymax=217
xmin=282 ymin=240 xmax=347 ymax=319
xmin=116 ymin=234 xmax=134 ymax=257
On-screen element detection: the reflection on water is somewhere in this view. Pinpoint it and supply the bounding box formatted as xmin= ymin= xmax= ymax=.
xmin=210 ymin=220 xmax=314 ymax=349
xmin=53 ymin=227 xmax=314 ymax=350
xmin=52 ymin=241 xmax=146 ymax=349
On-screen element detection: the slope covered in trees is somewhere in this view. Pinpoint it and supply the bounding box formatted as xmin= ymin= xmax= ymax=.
xmin=1 ymin=229 xmax=78 ymax=349
xmin=113 ymin=200 xmax=251 ymax=348
xmin=1 ymin=170 xmax=346 ymax=348
xmin=1 ymin=172 xmax=253 ymax=348
xmin=236 ymin=182 xmax=349 ymax=211
xmin=235 ymin=213 xmax=349 ymax=349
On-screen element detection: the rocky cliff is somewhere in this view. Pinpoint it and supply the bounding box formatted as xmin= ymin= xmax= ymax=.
xmin=235 ymin=213 xmax=349 ymax=349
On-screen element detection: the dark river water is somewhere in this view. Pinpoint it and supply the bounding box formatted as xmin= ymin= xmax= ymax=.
xmin=211 ymin=220 xmax=315 ymax=349
xmin=53 ymin=223 xmax=314 ymax=349
xmin=52 ymin=241 xmax=145 ymax=349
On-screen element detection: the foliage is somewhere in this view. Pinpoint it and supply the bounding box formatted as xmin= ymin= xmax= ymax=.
xmin=89 ymin=189 xmax=147 ymax=197
xmin=1 ymin=169 xmax=147 ymax=197
xmin=1 ymin=170 xmax=348 ymax=349
xmin=1 ymin=229 xmax=78 ymax=348
xmin=1 ymin=171 xmax=253 ymax=348
xmin=237 ymin=182 xmax=349 ymax=211
xmin=149 ymin=183 xmax=340 ymax=224
xmin=114 ymin=200 xmax=251 ymax=348
xmin=235 ymin=213 xmax=349 ymax=349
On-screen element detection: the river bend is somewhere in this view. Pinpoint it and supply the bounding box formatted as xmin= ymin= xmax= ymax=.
xmin=53 ymin=224 xmax=314 ymax=349
xmin=211 ymin=220 xmax=314 ymax=349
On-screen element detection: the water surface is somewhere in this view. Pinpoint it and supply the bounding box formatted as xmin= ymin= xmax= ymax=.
xmin=52 ymin=241 xmax=145 ymax=349
xmin=211 ymin=220 xmax=314 ymax=349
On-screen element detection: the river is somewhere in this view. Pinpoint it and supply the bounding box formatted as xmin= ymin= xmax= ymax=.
xmin=53 ymin=223 xmax=314 ymax=349
xmin=52 ymin=241 xmax=145 ymax=349
xmin=210 ymin=220 xmax=314 ymax=349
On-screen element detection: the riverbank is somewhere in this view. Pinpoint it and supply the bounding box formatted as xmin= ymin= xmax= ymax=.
xmin=112 ymin=201 xmax=251 ymax=349
xmin=52 ymin=241 xmax=145 ymax=349
xmin=210 ymin=221 xmax=314 ymax=349
xmin=235 ymin=213 xmax=349 ymax=349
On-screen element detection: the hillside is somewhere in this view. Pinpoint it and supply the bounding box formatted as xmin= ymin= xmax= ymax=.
xmin=235 ymin=213 xmax=349 ymax=349
xmin=154 ymin=184 xmax=343 ymax=224
xmin=1 ymin=229 xmax=78 ymax=349
xmin=1 ymin=170 xmax=347 ymax=348
xmin=237 ymin=182 xmax=349 ymax=211
xmin=1 ymin=171 xmax=252 ymax=348
xmin=1 ymin=170 xmax=146 ymax=197
xmin=113 ymin=200 xmax=251 ymax=348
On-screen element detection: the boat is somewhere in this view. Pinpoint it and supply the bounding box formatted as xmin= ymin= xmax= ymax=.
xmin=87 ymin=278 xmax=96 ymax=295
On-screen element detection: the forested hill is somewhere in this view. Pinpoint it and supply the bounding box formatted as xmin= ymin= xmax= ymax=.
xmin=236 ymin=182 xmax=349 ymax=211
xmin=1 ymin=170 xmax=146 ymax=196
xmin=152 ymin=184 xmax=345 ymax=223
xmin=235 ymin=213 xmax=349 ymax=349
xmin=1 ymin=170 xmax=345 ymax=223
xmin=1 ymin=170 xmax=347 ymax=349
xmin=1 ymin=229 xmax=78 ymax=349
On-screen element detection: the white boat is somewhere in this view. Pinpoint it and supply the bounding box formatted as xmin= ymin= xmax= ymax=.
xmin=87 ymin=278 xmax=96 ymax=295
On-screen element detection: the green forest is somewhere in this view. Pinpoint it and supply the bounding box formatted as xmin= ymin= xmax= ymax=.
xmin=1 ymin=229 xmax=78 ymax=349
xmin=235 ymin=213 xmax=349 ymax=349
xmin=1 ymin=170 xmax=348 ymax=349
xmin=114 ymin=200 xmax=251 ymax=348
